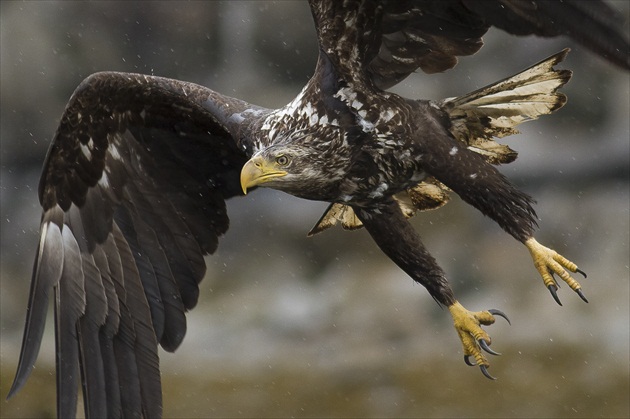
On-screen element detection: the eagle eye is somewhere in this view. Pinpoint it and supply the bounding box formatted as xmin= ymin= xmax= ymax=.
xmin=276 ymin=155 xmax=289 ymax=166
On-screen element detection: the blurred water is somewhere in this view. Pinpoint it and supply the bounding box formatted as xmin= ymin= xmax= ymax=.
xmin=1 ymin=1 xmax=628 ymax=418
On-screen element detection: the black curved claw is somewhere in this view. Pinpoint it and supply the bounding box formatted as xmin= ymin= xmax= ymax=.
xmin=547 ymin=284 xmax=562 ymax=306
xmin=478 ymin=339 xmax=501 ymax=356
xmin=576 ymin=288 xmax=589 ymax=303
xmin=464 ymin=355 xmax=476 ymax=366
xmin=576 ymin=268 xmax=587 ymax=279
xmin=479 ymin=364 xmax=496 ymax=380
xmin=488 ymin=309 xmax=511 ymax=325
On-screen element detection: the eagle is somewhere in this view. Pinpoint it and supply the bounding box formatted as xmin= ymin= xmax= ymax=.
xmin=7 ymin=0 xmax=629 ymax=417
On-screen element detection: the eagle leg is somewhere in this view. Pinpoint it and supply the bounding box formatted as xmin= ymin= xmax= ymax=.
xmin=355 ymin=201 xmax=511 ymax=379
xmin=415 ymin=128 xmax=588 ymax=306
xmin=448 ymin=301 xmax=510 ymax=380
xmin=525 ymin=238 xmax=588 ymax=306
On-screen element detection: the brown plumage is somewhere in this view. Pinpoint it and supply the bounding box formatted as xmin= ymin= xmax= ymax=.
xmin=8 ymin=1 xmax=629 ymax=417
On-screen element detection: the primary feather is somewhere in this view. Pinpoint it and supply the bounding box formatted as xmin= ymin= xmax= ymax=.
xmin=8 ymin=1 xmax=629 ymax=417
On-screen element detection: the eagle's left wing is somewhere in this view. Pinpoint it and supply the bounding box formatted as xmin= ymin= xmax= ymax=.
xmin=7 ymin=72 xmax=266 ymax=418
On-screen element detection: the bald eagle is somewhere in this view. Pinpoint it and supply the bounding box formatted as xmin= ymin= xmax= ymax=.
xmin=7 ymin=0 xmax=629 ymax=417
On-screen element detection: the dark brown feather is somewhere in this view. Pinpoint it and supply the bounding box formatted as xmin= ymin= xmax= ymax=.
xmin=308 ymin=0 xmax=629 ymax=90
xmin=10 ymin=72 xmax=264 ymax=417
xmin=10 ymin=2 xmax=629 ymax=418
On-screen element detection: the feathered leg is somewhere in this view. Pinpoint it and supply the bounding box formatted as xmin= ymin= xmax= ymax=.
xmin=417 ymin=124 xmax=587 ymax=305
xmin=355 ymin=201 xmax=509 ymax=379
xmin=434 ymin=50 xmax=588 ymax=305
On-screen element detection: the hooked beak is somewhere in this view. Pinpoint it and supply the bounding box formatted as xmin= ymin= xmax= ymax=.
xmin=240 ymin=156 xmax=288 ymax=194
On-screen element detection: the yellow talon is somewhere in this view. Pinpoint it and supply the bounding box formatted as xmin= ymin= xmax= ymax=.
xmin=448 ymin=301 xmax=510 ymax=379
xmin=525 ymin=238 xmax=588 ymax=305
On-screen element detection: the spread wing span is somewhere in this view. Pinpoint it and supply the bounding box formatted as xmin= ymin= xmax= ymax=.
xmin=7 ymin=0 xmax=629 ymax=417
xmin=8 ymin=72 xmax=265 ymax=418
xmin=311 ymin=0 xmax=629 ymax=89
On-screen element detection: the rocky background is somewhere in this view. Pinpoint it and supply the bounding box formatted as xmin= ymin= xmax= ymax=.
xmin=1 ymin=1 xmax=628 ymax=417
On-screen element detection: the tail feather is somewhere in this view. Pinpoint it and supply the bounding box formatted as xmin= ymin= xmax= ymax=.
xmin=308 ymin=179 xmax=451 ymax=236
xmin=309 ymin=50 xmax=572 ymax=236
xmin=442 ymin=48 xmax=572 ymax=163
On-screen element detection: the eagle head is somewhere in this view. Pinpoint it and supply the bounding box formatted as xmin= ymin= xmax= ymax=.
xmin=240 ymin=144 xmax=345 ymax=200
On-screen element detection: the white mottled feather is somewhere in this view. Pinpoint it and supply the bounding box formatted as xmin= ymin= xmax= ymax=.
xmin=445 ymin=49 xmax=571 ymax=136
xmin=443 ymin=49 xmax=571 ymax=163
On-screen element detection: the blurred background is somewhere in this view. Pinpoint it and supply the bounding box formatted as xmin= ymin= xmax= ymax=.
xmin=1 ymin=1 xmax=628 ymax=417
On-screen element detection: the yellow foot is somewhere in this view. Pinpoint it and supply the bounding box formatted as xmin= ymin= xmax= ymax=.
xmin=525 ymin=238 xmax=588 ymax=305
xmin=448 ymin=301 xmax=510 ymax=380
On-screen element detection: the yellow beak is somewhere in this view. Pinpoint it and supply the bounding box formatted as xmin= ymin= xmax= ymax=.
xmin=240 ymin=156 xmax=288 ymax=194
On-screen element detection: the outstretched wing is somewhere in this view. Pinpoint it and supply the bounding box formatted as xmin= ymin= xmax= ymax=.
xmin=8 ymin=72 xmax=267 ymax=418
xmin=309 ymin=0 xmax=629 ymax=89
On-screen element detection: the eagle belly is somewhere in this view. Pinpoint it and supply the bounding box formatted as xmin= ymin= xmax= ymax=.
xmin=333 ymin=92 xmax=431 ymax=207
xmin=337 ymin=145 xmax=428 ymax=207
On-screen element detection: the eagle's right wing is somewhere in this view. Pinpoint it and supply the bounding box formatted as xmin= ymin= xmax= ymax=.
xmin=369 ymin=0 xmax=629 ymax=88
xmin=309 ymin=0 xmax=629 ymax=90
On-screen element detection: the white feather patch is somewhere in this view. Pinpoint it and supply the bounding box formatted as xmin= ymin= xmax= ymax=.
xmin=80 ymin=142 xmax=92 ymax=160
